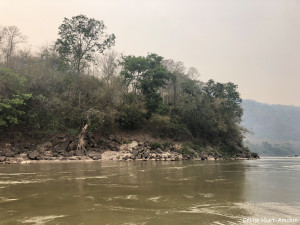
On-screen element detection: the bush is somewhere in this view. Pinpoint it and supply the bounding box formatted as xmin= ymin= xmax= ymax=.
xmin=116 ymin=104 xmax=146 ymax=130
xmin=0 ymin=68 xmax=32 ymax=128
xmin=189 ymin=144 xmax=205 ymax=153
xmin=150 ymin=142 xmax=162 ymax=149
xmin=181 ymin=146 xmax=196 ymax=157
xmin=87 ymin=110 xmax=116 ymax=136
xmin=148 ymin=114 xmax=192 ymax=141
xmin=162 ymin=141 xmax=172 ymax=149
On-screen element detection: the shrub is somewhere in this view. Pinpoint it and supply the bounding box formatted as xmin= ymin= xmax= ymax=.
xmin=148 ymin=114 xmax=192 ymax=141
xmin=181 ymin=146 xmax=196 ymax=157
xmin=116 ymin=104 xmax=145 ymax=130
xmin=150 ymin=142 xmax=162 ymax=149
xmin=162 ymin=141 xmax=172 ymax=149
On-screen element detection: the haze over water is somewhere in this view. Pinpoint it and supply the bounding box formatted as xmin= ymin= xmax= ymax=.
xmin=0 ymin=158 xmax=299 ymax=224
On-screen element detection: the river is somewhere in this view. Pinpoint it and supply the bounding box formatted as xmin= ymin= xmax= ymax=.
xmin=0 ymin=158 xmax=299 ymax=225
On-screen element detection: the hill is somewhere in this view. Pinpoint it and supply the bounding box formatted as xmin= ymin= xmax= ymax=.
xmin=242 ymin=100 xmax=300 ymax=156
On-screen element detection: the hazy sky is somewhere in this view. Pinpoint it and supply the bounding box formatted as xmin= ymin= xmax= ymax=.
xmin=1 ymin=0 xmax=300 ymax=106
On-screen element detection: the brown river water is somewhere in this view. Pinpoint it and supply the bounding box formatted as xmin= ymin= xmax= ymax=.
xmin=0 ymin=158 xmax=299 ymax=225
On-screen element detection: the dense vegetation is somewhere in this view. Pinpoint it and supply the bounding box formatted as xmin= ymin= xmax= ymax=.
xmin=242 ymin=100 xmax=300 ymax=156
xmin=0 ymin=15 xmax=248 ymax=155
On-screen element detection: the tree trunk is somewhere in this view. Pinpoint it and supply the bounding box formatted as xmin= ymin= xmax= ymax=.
xmin=77 ymin=124 xmax=88 ymax=151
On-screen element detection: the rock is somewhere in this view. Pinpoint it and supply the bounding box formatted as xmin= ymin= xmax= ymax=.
xmin=19 ymin=153 xmax=28 ymax=159
xmin=199 ymin=154 xmax=208 ymax=160
xmin=67 ymin=142 xmax=77 ymax=151
xmin=132 ymin=149 xmax=139 ymax=157
xmin=53 ymin=142 xmax=69 ymax=153
xmin=66 ymin=151 xmax=74 ymax=157
xmin=75 ymin=149 xmax=85 ymax=156
xmin=57 ymin=133 xmax=67 ymax=139
xmin=214 ymin=152 xmax=222 ymax=160
xmin=36 ymin=141 xmax=53 ymax=152
xmin=87 ymin=151 xmax=101 ymax=160
xmin=156 ymin=155 xmax=162 ymax=160
xmin=92 ymin=148 xmax=105 ymax=153
xmin=11 ymin=146 xmax=21 ymax=154
xmin=0 ymin=156 xmax=6 ymax=162
xmin=251 ymin=152 xmax=259 ymax=159
xmin=69 ymin=156 xmax=78 ymax=160
xmin=5 ymin=150 xmax=15 ymax=157
xmin=108 ymin=142 xmax=119 ymax=151
xmin=23 ymin=142 xmax=34 ymax=150
xmin=143 ymin=149 xmax=150 ymax=158
xmin=28 ymin=150 xmax=40 ymax=160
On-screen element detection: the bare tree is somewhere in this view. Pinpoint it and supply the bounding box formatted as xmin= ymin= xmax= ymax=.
xmin=0 ymin=26 xmax=4 ymax=62
xmin=162 ymin=59 xmax=186 ymax=106
xmin=99 ymin=50 xmax=119 ymax=83
xmin=0 ymin=26 xmax=27 ymax=63
xmin=187 ymin=66 xmax=201 ymax=80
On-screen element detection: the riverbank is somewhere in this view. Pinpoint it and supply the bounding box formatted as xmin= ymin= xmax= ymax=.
xmin=0 ymin=132 xmax=259 ymax=164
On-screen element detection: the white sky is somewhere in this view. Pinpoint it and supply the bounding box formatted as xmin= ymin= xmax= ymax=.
xmin=1 ymin=0 xmax=300 ymax=106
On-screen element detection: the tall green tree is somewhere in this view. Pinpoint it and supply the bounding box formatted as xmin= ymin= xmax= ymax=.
xmin=120 ymin=53 xmax=170 ymax=117
xmin=55 ymin=15 xmax=115 ymax=107
xmin=55 ymin=14 xmax=115 ymax=75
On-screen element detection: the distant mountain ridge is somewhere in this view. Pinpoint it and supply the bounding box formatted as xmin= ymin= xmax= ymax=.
xmin=241 ymin=100 xmax=300 ymax=156
xmin=242 ymin=100 xmax=300 ymax=142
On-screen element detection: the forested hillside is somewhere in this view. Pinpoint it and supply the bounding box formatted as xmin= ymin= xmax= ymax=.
xmin=242 ymin=100 xmax=300 ymax=156
xmin=0 ymin=15 xmax=250 ymax=158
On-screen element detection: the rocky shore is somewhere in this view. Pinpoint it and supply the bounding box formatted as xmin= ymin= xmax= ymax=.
xmin=0 ymin=132 xmax=259 ymax=164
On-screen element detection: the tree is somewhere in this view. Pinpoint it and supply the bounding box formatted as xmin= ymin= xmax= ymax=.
xmin=55 ymin=15 xmax=115 ymax=107
xmin=187 ymin=67 xmax=200 ymax=80
xmin=99 ymin=50 xmax=119 ymax=83
xmin=0 ymin=67 xmax=31 ymax=128
xmin=0 ymin=26 xmax=26 ymax=64
xmin=162 ymin=59 xmax=186 ymax=106
xmin=55 ymin=14 xmax=116 ymax=75
xmin=120 ymin=53 xmax=170 ymax=117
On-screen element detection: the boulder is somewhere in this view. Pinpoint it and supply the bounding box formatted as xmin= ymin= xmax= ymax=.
xmin=0 ymin=156 xmax=6 ymax=162
xmin=143 ymin=149 xmax=150 ymax=158
xmin=66 ymin=151 xmax=75 ymax=157
xmin=28 ymin=150 xmax=40 ymax=160
xmin=53 ymin=142 xmax=69 ymax=153
xmin=251 ymin=152 xmax=259 ymax=159
xmin=36 ymin=141 xmax=53 ymax=152
xmin=87 ymin=151 xmax=101 ymax=160
xmin=108 ymin=142 xmax=119 ymax=151
xmin=57 ymin=133 xmax=67 ymax=139
xmin=5 ymin=150 xmax=15 ymax=157
xmin=75 ymin=149 xmax=85 ymax=156
xmin=199 ymin=154 xmax=208 ymax=160
xmin=132 ymin=149 xmax=139 ymax=157
xmin=67 ymin=142 xmax=77 ymax=151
